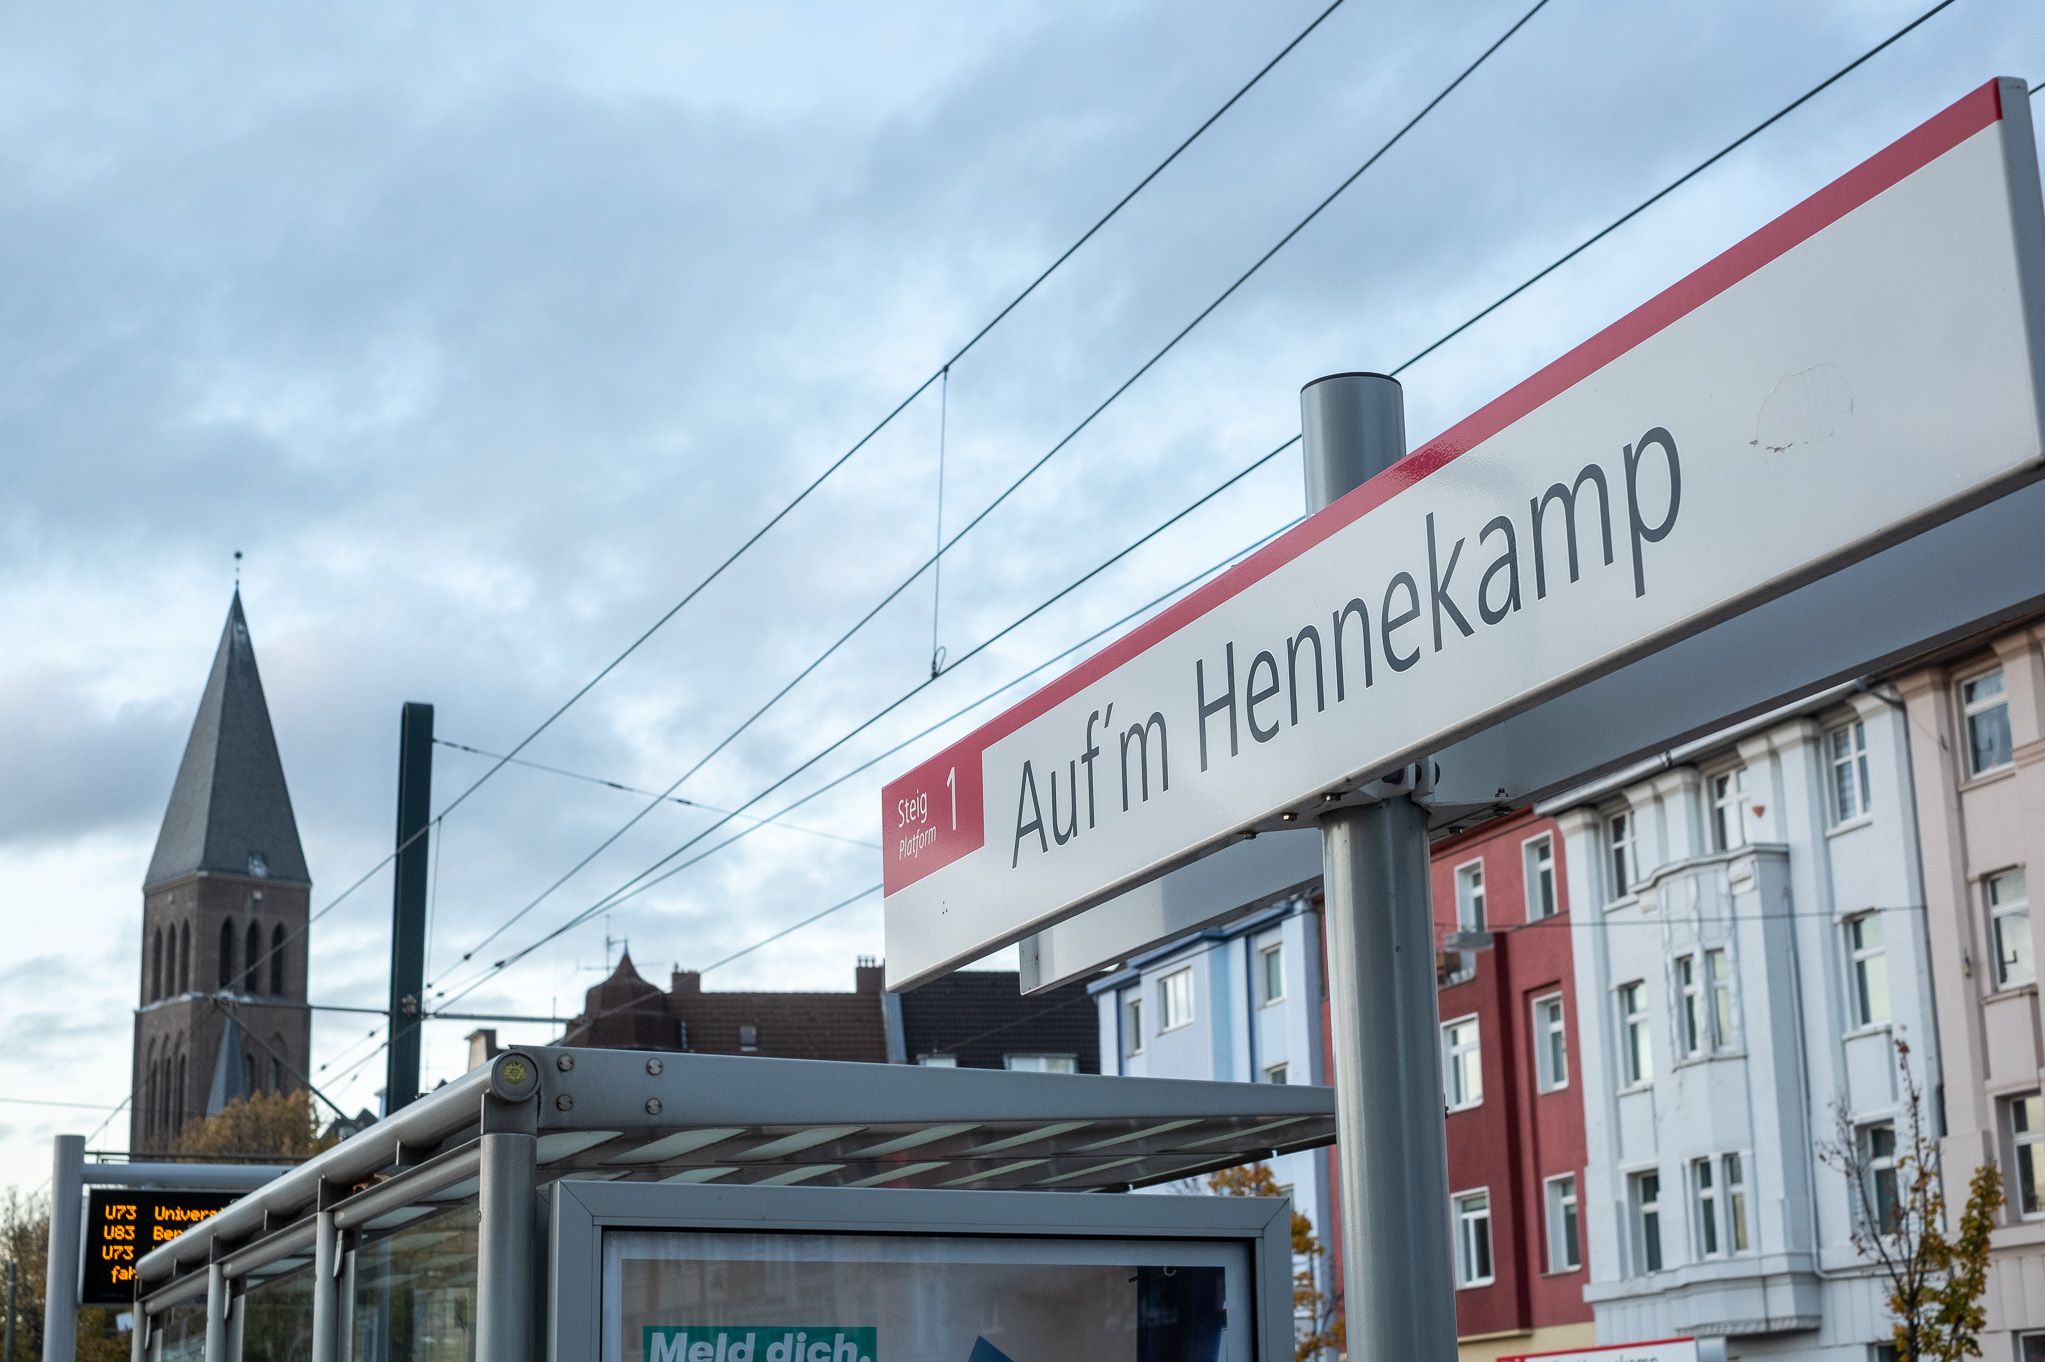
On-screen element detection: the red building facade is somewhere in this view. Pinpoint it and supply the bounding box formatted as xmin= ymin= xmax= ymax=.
xmin=1432 ymin=809 xmax=1593 ymax=1361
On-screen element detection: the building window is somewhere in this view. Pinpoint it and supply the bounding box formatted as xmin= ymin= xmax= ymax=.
xmin=150 ymin=928 xmax=164 ymax=1003
xmin=178 ymin=921 xmax=190 ymax=992
xmin=738 ymin=1023 xmax=760 ymax=1054
xmin=1708 ymin=766 xmax=1749 ymax=851
xmin=1961 ymin=668 xmax=2013 ymax=776
xmin=1725 ymin=1152 xmax=1750 ymax=1253
xmin=1607 ymin=811 xmax=1635 ymax=896
xmin=2019 ymin=1336 xmax=2045 ymax=1362
xmin=1860 ymin=1122 xmax=1899 ymax=1234
xmin=1691 ymin=1157 xmax=1721 ymax=1257
xmin=1442 ymin=1017 xmax=1483 ymax=1111
xmin=1264 ymin=1062 xmax=1289 ymax=1085
xmin=269 ymin=924 xmax=286 ymax=995
xmin=1532 ymin=993 xmax=1567 ymax=1092
xmin=1847 ymin=913 xmax=1891 ymax=1027
xmin=1005 ymin=1054 xmax=1077 ymax=1073
xmin=1630 ymin=1170 xmax=1663 ymax=1273
xmin=2009 ymin=1092 xmax=2044 ymax=1219
xmin=1707 ymin=949 xmax=1736 ymax=1049
xmin=1455 ymin=860 xmax=1487 ymax=932
xmin=1829 ymin=720 xmax=1873 ymax=823
xmin=1989 ymin=869 xmax=2033 ymax=988
xmin=1524 ymin=835 xmax=1558 ymax=920
xmin=1675 ymin=956 xmax=1703 ymax=1058
xmin=1158 ymin=968 xmax=1195 ymax=1032
xmin=269 ymin=1057 xmax=282 ymax=1092
xmin=918 ymin=1054 xmax=956 ymax=1067
xmin=1619 ymin=982 xmax=1653 ymax=1086
xmin=1121 ymin=991 xmax=1144 ymax=1058
xmin=1452 ymin=1190 xmax=1493 ymax=1287
xmin=217 ymin=918 xmax=236 ymax=990
xmin=1257 ymin=938 xmax=1286 ymax=1006
xmin=1544 ymin=1173 xmax=1581 ymax=1271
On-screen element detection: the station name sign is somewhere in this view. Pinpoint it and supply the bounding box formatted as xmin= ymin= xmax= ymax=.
xmin=882 ymin=79 xmax=2045 ymax=989
xmin=82 ymin=1189 xmax=236 ymax=1306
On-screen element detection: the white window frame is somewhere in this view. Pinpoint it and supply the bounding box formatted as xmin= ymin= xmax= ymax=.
xmin=1257 ymin=936 xmax=1286 ymax=1006
xmin=1674 ymin=954 xmax=1703 ymax=1059
xmin=1828 ymin=720 xmax=1873 ymax=824
xmin=918 ymin=1054 xmax=957 ymax=1067
xmin=1121 ymin=990 xmax=1144 ymax=1057
xmin=1630 ymin=1168 xmax=1664 ymax=1274
xmin=1618 ymin=981 xmax=1653 ymax=1087
xmin=1607 ymin=809 xmax=1635 ymax=898
xmin=1004 ymin=1054 xmax=1077 ymax=1074
xmin=1442 ymin=1015 xmax=1483 ymax=1111
xmin=1724 ymin=1151 xmax=1751 ymax=1254
xmin=1455 ymin=858 xmax=1487 ymax=932
xmin=1708 ymin=765 xmax=1750 ymax=852
xmin=1847 ymin=912 xmax=1891 ymax=1028
xmin=1523 ymin=833 xmax=1558 ymax=920
xmin=1543 ymin=1172 xmax=1581 ymax=1271
xmin=1989 ymin=868 xmax=2033 ymax=989
xmin=1264 ymin=1061 xmax=1290 ymax=1086
xmin=1691 ymin=1156 xmax=1722 ymax=1258
xmin=2009 ymin=1091 xmax=2044 ymax=1220
xmin=1960 ymin=666 xmax=2014 ymax=777
xmin=1532 ymin=992 xmax=1568 ymax=1093
xmin=1707 ymin=947 xmax=1737 ymax=1050
xmin=1158 ymin=967 xmax=1195 ymax=1033
xmin=1859 ymin=1121 xmax=1899 ymax=1235
xmin=1452 ymin=1188 xmax=1494 ymax=1288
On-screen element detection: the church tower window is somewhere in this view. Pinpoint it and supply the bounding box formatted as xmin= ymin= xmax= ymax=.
xmin=150 ymin=928 xmax=163 ymax=1002
xmin=178 ymin=921 xmax=190 ymax=992
xmin=218 ymin=918 xmax=236 ymax=989
xmin=244 ymin=920 xmax=262 ymax=993
xmin=270 ymin=925 xmax=287 ymax=995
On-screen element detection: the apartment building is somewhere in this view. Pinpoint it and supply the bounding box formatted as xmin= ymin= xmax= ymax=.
xmin=1434 ymin=809 xmax=1596 ymax=1361
xmin=1545 ymin=690 xmax=1937 ymax=1360
xmin=1898 ymin=622 xmax=2045 ymax=1362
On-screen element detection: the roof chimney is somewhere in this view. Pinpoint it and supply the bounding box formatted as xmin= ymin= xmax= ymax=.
xmin=855 ymin=956 xmax=884 ymax=994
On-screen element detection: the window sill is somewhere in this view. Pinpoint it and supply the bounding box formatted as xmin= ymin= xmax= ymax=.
xmin=1842 ymin=1021 xmax=1894 ymax=1042
xmin=1446 ymin=1101 xmax=1484 ymax=1116
xmin=1456 ymin=1279 xmax=1497 ymax=1292
xmin=1156 ymin=1022 xmax=1193 ymax=1036
xmin=1259 ymin=997 xmax=1286 ymax=1010
xmin=1986 ymin=980 xmax=2039 ymax=1000
xmin=1539 ymin=1265 xmax=1583 ymax=1278
xmin=1959 ymin=763 xmax=2017 ymax=793
xmin=1825 ymin=815 xmax=1875 ymax=839
xmin=1673 ymin=1050 xmax=1747 ymax=1070
xmin=1617 ymin=1081 xmax=1654 ymax=1097
xmin=1605 ymin=894 xmax=1642 ymax=913
xmin=1536 ymin=1082 xmax=1570 ymax=1096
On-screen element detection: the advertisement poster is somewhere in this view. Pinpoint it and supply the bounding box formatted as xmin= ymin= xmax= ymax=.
xmin=603 ymin=1230 xmax=1250 ymax=1362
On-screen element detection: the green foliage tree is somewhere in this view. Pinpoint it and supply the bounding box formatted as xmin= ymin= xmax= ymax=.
xmin=1206 ymin=1161 xmax=1344 ymax=1360
xmin=170 ymin=1090 xmax=333 ymax=1160
xmin=1819 ymin=1039 xmax=2005 ymax=1361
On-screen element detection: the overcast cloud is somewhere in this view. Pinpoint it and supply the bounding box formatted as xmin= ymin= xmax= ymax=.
xmin=1 ymin=0 xmax=2039 ymax=1188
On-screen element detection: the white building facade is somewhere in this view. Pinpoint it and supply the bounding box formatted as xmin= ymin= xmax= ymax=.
xmin=1548 ymin=691 xmax=1940 ymax=1361
xmin=1092 ymin=899 xmax=1335 ymax=1305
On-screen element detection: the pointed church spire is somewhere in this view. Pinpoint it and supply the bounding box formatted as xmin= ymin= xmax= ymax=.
xmin=145 ymin=592 xmax=310 ymax=888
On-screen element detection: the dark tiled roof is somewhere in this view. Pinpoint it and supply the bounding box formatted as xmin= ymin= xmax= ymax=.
xmin=146 ymin=593 xmax=309 ymax=888
xmin=898 ymin=970 xmax=1100 ymax=1072
xmin=563 ymin=956 xmax=887 ymax=1062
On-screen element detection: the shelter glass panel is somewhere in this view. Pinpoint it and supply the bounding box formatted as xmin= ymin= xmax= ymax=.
xmin=243 ymin=1263 xmax=315 ymax=1362
xmin=603 ymin=1229 xmax=1252 ymax=1362
xmin=352 ymin=1203 xmax=480 ymax=1362
xmin=159 ymin=1300 xmax=207 ymax=1362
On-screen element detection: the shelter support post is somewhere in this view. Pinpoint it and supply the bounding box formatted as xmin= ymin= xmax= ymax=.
xmin=41 ymin=1135 xmax=81 ymax=1362
xmin=309 ymin=1201 xmax=341 ymax=1362
xmin=1300 ymin=373 xmax=1458 ymax=1361
xmin=476 ymin=1055 xmax=541 ymax=1362
xmin=202 ymin=1263 xmax=229 ymax=1362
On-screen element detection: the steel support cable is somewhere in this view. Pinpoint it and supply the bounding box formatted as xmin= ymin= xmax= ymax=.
xmin=429 ymin=443 xmax=1302 ymax=1006
xmin=435 ymin=1 xmax=1549 ymax=985
xmin=430 ymin=520 xmax=1299 ymax=1026
xmin=431 ymin=737 xmax=881 ymax=849
xmin=1388 ymin=0 xmax=1960 ymax=380
xmin=436 ymin=0 xmax=1968 ymax=1012
xmin=325 ymin=526 xmax=1291 ymax=1086
xmin=271 ymin=1 xmax=1350 ymax=953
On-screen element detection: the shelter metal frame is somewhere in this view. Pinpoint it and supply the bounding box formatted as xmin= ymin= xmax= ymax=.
xmin=123 ymin=1045 xmax=1337 ymax=1362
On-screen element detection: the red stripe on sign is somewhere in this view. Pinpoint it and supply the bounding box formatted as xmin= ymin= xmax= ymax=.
xmin=882 ymin=78 xmax=2008 ymax=896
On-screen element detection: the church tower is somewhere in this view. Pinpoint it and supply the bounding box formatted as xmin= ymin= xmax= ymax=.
xmin=130 ymin=593 xmax=312 ymax=1153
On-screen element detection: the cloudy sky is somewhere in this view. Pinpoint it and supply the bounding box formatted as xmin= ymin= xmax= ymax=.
xmin=1 ymin=0 xmax=2039 ymax=1189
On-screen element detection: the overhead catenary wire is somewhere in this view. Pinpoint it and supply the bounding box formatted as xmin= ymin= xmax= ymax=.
xmin=436 ymin=0 xmax=1552 ymax=990
xmin=261 ymin=0 xmax=1352 ymax=966
xmin=429 ymin=438 xmax=1303 ymax=1009
xmin=432 ymin=738 xmax=880 ymax=850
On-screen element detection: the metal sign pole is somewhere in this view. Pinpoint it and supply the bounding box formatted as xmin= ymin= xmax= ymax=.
xmin=1300 ymin=374 xmax=1458 ymax=1360
xmin=41 ymin=1135 xmax=82 ymax=1362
